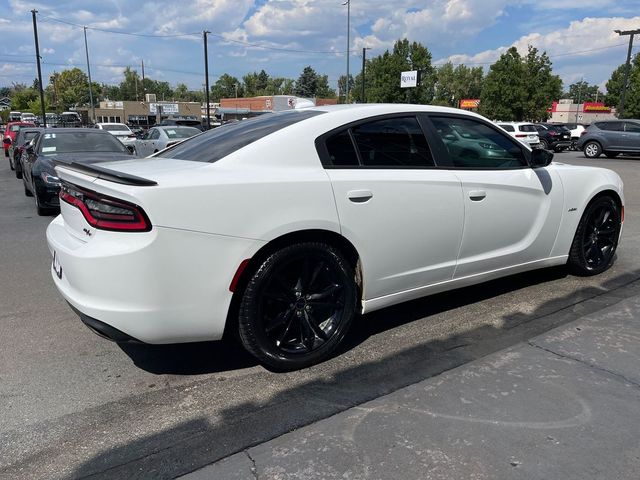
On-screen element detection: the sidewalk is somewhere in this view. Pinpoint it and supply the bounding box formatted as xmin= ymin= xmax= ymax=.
xmin=184 ymin=293 xmax=640 ymax=480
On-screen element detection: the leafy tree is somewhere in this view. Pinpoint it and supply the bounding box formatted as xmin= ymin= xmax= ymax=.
xmin=11 ymin=88 xmax=38 ymax=110
xmin=316 ymin=74 xmax=336 ymax=98
xmin=522 ymin=46 xmax=562 ymax=121
xmin=433 ymin=62 xmax=484 ymax=107
xmin=295 ymin=66 xmax=319 ymax=97
xmin=360 ymin=39 xmax=435 ymax=104
xmin=211 ymin=73 xmax=242 ymax=101
xmin=480 ymin=46 xmax=561 ymax=121
xmin=605 ymin=53 xmax=640 ymax=117
xmin=563 ymin=81 xmax=602 ymax=103
xmin=256 ymin=69 xmax=269 ymax=93
xmin=338 ymin=74 xmax=355 ymax=102
xmin=118 ymin=67 xmax=142 ymax=101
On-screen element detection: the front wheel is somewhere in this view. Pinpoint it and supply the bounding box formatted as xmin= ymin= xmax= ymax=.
xmin=568 ymin=196 xmax=621 ymax=276
xmin=583 ymin=141 xmax=602 ymax=158
xmin=238 ymin=242 xmax=357 ymax=370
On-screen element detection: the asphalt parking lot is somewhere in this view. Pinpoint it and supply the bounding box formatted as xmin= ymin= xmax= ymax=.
xmin=1 ymin=150 xmax=639 ymax=479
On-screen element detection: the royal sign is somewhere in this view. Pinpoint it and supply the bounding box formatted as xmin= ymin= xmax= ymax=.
xmin=400 ymin=71 xmax=419 ymax=88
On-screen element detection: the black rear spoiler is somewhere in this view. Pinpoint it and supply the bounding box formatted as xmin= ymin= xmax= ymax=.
xmin=55 ymin=161 xmax=157 ymax=186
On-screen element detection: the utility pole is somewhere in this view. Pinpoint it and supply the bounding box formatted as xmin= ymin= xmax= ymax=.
xmin=141 ymin=59 xmax=146 ymax=100
xmin=343 ymin=0 xmax=350 ymax=103
xmin=203 ymin=30 xmax=211 ymax=130
xmin=83 ymin=26 xmax=95 ymax=124
xmin=614 ymin=28 xmax=640 ymax=118
xmin=361 ymin=47 xmax=369 ymax=103
xmin=31 ymin=10 xmax=46 ymax=127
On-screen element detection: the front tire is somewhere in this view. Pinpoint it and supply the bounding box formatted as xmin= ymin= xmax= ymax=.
xmin=238 ymin=242 xmax=357 ymax=370
xmin=583 ymin=141 xmax=602 ymax=158
xmin=568 ymin=196 xmax=621 ymax=276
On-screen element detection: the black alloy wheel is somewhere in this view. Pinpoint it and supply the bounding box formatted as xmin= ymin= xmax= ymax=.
xmin=239 ymin=242 xmax=357 ymax=370
xmin=569 ymin=196 xmax=621 ymax=276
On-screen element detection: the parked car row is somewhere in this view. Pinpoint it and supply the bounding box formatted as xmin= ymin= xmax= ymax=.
xmin=495 ymin=121 xmax=572 ymax=152
xmin=3 ymin=121 xmax=202 ymax=216
xmin=577 ymin=119 xmax=640 ymax=158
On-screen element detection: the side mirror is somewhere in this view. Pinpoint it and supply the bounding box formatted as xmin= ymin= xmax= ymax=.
xmin=530 ymin=148 xmax=553 ymax=168
xmin=3 ymin=137 xmax=11 ymax=145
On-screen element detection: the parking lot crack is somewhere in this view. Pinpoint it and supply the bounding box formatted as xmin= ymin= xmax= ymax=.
xmin=245 ymin=449 xmax=259 ymax=480
xmin=528 ymin=341 xmax=640 ymax=389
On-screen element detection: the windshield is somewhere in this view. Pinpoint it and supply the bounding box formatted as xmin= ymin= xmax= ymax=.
xmin=157 ymin=110 xmax=323 ymax=162
xmin=101 ymin=124 xmax=131 ymax=132
xmin=39 ymin=132 xmax=127 ymax=156
xmin=163 ymin=127 xmax=201 ymax=139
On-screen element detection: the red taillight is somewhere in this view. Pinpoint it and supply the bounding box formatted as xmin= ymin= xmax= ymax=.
xmin=59 ymin=182 xmax=151 ymax=232
xmin=581 ymin=130 xmax=588 ymax=136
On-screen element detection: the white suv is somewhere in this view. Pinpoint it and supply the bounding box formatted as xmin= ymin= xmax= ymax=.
xmin=496 ymin=122 xmax=540 ymax=148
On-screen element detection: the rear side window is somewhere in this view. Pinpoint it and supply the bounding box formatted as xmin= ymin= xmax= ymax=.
xmin=624 ymin=122 xmax=640 ymax=133
xmin=158 ymin=110 xmax=323 ymax=162
xmin=351 ymin=117 xmax=434 ymax=168
xmin=322 ymin=116 xmax=435 ymax=168
xmin=518 ymin=124 xmax=537 ymax=132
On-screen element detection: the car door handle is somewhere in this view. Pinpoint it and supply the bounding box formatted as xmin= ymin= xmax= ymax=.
xmin=469 ymin=190 xmax=486 ymax=201
xmin=347 ymin=189 xmax=373 ymax=203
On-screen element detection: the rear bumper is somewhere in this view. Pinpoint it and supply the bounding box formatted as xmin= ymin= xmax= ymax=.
xmin=69 ymin=303 xmax=141 ymax=343
xmin=46 ymin=211 xmax=263 ymax=344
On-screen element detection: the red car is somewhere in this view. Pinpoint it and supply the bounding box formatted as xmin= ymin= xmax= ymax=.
xmin=3 ymin=121 xmax=36 ymax=157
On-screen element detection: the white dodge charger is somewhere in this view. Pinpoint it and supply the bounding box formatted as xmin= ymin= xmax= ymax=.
xmin=46 ymin=104 xmax=624 ymax=370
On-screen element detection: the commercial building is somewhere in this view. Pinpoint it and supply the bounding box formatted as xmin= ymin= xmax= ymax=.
xmin=77 ymin=98 xmax=202 ymax=127
xmin=548 ymin=99 xmax=617 ymax=124
xmin=218 ymin=95 xmax=338 ymax=120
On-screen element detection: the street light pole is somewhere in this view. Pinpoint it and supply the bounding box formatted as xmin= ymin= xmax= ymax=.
xmin=361 ymin=47 xmax=369 ymax=103
xmin=343 ymin=0 xmax=350 ymax=103
xmin=83 ymin=26 xmax=95 ymax=124
xmin=203 ymin=30 xmax=211 ymax=130
xmin=31 ymin=10 xmax=46 ymax=128
xmin=614 ymin=28 xmax=640 ymax=118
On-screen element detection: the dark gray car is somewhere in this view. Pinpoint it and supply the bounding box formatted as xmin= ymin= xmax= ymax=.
xmin=576 ymin=119 xmax=640 ymax=158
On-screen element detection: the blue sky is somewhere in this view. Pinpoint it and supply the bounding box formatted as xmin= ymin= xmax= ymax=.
xmin=1 ymin=0 xmax=639 ymax=95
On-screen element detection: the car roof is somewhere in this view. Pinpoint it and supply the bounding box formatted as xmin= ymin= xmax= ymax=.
xmin=40 ymin=128 xmax=112 ymax=134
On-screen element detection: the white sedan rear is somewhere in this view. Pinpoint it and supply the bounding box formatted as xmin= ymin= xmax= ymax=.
xmin=47 ymin=104 xmax=624 ymax=370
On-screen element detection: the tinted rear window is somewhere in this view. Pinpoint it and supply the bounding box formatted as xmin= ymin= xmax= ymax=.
xmin=518 ymin=124 xmax=537 ymax=132
xmin=158 ymin=110 xmax=323 ymax=162
xmin=498 ymin=124 xmax=514 ymax=132
xmin=595 ymin=122 xmax=623 ymax=131
xmin=39 ymin=132 xmax=128 ymax=155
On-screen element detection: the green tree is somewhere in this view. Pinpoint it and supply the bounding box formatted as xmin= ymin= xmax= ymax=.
xmin=338 ymin=74 xmax=354 ymax=102
xmin=11 ymin=88 xmax=38 ymax=110
xmin=433 ymin=62 xmax=484 ymax=107
xmin=522 ymin=46 xmax=562 ymax=121
xmin=316 ymin=74 xmax=336 ymax=98
xmin=118 ymin=67 xmax=142 ymax=101
xmin=211 ymin=73 xmax=241 ymax=101
xmin=480 ymin=46 xmax=561 ymax=121
xmin=360 ymin=39 xmax=435 ymax=104
xmin=295 ymin=66 xmax=319 ymax=97
xmin=563 ymin=80 xmax=602 ymax=103
xmin=605 ymin=53 xmax=640 ymax=117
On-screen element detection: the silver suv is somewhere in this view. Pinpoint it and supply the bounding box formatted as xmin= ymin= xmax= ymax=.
xmin=577 ymin=119 xmax=640 ymax=158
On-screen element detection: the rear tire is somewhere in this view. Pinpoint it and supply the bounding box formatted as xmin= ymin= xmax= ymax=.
xmin=23 ymin=179 xmax=33 ymax=197
xmin=583 ymin=141 xmax=602 ymax=158
xmin=539 ymin=139 xmax=549 ymax=150
xmin=568 ymin=196 xmax=621 ymax=276
xmin=238 ymin=242 xmax=357 ymax=370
